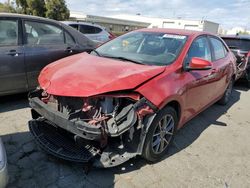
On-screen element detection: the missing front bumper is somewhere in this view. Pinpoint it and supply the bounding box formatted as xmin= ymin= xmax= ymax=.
xmin=29 ymin=119 xmax=99 ymax=163
xmin=30 ymin=97 xmax=103 ymax=141
xmin=28 ymin=91 xmax=157 ymax=167
xmin=29 ymin=119 xmax=138 ymax=168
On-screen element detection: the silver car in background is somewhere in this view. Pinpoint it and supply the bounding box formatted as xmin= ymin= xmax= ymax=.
xmin=62 ymin=21 xmax=115 ymax=43
xmin=0 ymin=138 xmax=8 ymax=188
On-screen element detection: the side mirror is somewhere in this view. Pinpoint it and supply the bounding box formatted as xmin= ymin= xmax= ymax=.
xmin=185 ymin=57 xmax=212 ymax=71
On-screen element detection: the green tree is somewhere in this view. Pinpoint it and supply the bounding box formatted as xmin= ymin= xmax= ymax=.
xmin=45 ymin=0 xmax=69 ymax=20
xmin=27 ymin=0 xmax=46 ymax=16
xmin=16 ymin=0 xmax=29 ymax=14
xmin=16 ymin=0 xmax=46 ymax=16
xmin=0 ymin=2 xmax=16 ymax=13
xmin=238 ymin=30 xmax=250 ymax=35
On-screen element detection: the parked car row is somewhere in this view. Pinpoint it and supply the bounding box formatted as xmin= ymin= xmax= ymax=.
xmin=0 ymin=13 xmax=249 ymax=186
xmin=62 ymin=21 xmax=116 ymax=43
xmin=0 ymin=13 xmax=96 ymax=96
xmin=221 ymin=35 xmax=250 ymax=87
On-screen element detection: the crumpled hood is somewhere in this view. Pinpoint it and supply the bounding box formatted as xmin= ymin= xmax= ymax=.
xmin=39 ymin=53 xmax=165 ymax=97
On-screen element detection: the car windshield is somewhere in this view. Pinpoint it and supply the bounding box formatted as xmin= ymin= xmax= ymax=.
xmin=223 ymin=38 xmax=250 ymax=51
xmin=94 ymin=31 xmax=187 ymax=66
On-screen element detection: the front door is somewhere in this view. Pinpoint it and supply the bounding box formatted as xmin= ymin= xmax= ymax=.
xmin=23 ymin=20 xmax=68 ymax=89
xmin=0 ymin=18 xmax=26 ymax=95
xmin=183 ymin=36 xmax=217 ymax=121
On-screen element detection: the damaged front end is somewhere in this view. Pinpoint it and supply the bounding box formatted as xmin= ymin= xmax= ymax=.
xmin=28 ymin=89 xmax=157 ymax=167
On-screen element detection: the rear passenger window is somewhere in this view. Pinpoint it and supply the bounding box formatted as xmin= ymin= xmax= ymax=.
xmin=95 ymin=27 xmax=102 ymax=33
xmin=80 ymin=25 xmax=102 ymax=34
xmin=65 ymin=32 xmax=75 ymax=45
xmin=69 ymin=24 xmax=79 ymax=30
xmin=0 ymin=20 xmax=18 ymax=46
xmin=24 ymin=21 xmax=64 ymax=45
xmin=210 ymin=37 xmax=227 ymax=60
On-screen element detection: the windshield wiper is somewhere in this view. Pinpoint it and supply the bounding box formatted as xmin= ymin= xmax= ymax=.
xmin=91 ymin=49 xmax=102 ymax=57
xmin=103 ymin=55 xmax=145 ymax=65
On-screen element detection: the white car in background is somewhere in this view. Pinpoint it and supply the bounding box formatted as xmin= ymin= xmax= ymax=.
xmin=62 ymin=21 xmax=115 ymax=43
xmin=0 ymin=138 xmax=8 ymax=188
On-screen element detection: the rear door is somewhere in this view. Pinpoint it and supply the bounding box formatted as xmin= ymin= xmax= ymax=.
xmin=23 ymin=19 xmax=72 ymax=89
xmin=0 ymin=18 xmax=27 ymax=95
xmin=208 ymin=36 xmax=232 ymax=99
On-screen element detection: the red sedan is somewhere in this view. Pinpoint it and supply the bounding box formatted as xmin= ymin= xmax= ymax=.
xmin=28 ymin=29 xmax=236 ymax=167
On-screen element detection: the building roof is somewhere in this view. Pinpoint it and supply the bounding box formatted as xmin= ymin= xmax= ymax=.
xmin=110 ymin=14 xmax=219 ymax=25
xmin=70 ymin=12 xmax=150 ymax=27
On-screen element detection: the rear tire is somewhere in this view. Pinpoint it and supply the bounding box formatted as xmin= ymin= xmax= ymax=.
xmin=142 ymin=106 xmax=178 ymax=162
xmin=218 ymin=78 xmax=233 ymax=105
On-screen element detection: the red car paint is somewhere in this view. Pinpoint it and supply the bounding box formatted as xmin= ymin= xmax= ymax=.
xmin=39 ymin=53 xmax=165 ymax=97
xmin=38 ymin=29 xmax=236 ymax=130
xmin=188 ymin=57 xmax=212 ymax=69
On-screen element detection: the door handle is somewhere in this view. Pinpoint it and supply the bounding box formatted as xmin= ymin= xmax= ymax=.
xmin=65 ymin=47 xmax=73 ymax=53
xmin=6 ymin=50 xmax=22 ymax=57
xmin=211 ymin=69 xmax=219 ymax=74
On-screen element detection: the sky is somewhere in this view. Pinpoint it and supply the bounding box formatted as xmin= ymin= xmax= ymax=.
xmin=1 ymin=0 xmax=250 ymax=30
xmin=65 ymin=0 xmax=250 ymax=30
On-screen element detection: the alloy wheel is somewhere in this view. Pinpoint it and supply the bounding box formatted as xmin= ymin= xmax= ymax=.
xmin=151 ymin=114 xmax=175 ymax=154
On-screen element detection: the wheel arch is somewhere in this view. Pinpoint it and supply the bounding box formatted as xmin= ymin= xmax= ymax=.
xmin=164 ymin=100 xmax=181 ymax=121
xmin=138 ymin=99 xmax=182 ymax=155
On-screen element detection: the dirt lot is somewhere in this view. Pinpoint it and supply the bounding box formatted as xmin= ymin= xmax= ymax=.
xmin=0 ymin=83 xmax=250 ymax=188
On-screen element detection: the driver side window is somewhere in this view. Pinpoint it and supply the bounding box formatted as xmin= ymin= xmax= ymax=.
xmin=185 ymin=36 xmax=212 ymax=66
xmin=24 ymin=21 xmax=64 ymax=45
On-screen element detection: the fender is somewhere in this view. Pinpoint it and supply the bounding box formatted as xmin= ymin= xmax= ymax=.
xmin=136 ymin=113 xmax=157 ymax=155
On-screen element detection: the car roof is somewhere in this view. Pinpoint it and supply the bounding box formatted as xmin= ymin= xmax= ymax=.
xmin=0 ymin=13 xmax=59 ymax=23
xmin=0 ymin=13 xmax=97 ymax=49
xmin=221 ymin=35 xmax=250 ymax=40
xmin=62 ymin=21 xmax=104 ymax=29
xmin=136 ymin=28 xmax=213 ymax=37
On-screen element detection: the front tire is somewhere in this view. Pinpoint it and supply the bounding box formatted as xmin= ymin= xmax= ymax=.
xmin=142 ymin=106 xmax=178 ymax=162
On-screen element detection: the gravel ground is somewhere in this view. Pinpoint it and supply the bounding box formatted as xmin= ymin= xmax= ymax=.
xmin=0 ymin=82 xmax=250 ymax=188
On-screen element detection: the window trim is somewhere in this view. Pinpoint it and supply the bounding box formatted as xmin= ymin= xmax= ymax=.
xmin=94 ymin=26 xmax=102 ymax=34
xmin=184 ymin=34 xmax=212 ymax=67
xmin=22 ymin=19 xmax=65 ymax=46
xmin=64 ymin=30 xmax=76 ymax=46
xmin=0 ymin=17 xmax=22 ymax=47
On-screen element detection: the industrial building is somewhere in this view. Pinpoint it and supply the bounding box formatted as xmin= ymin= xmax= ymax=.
xmin=111 ymin=15 xmax=219 ymax=34
xmin=69 ymin=12 xmax=150 ymax=35
xmin=69 ymin=12 xmax=220 ymax=35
